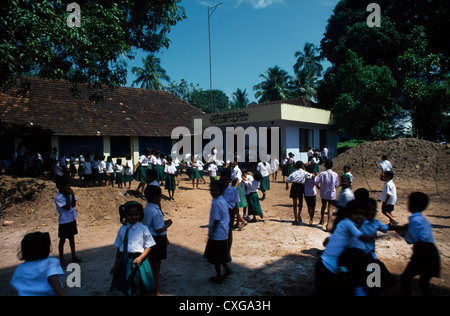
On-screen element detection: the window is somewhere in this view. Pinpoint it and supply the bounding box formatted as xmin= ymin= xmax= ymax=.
xmin=110 ymin=136 xmax=131 ymax=158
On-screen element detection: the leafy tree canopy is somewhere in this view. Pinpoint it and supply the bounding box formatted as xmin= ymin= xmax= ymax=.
xmin=0 ymin=0 xmax=186 ymax=92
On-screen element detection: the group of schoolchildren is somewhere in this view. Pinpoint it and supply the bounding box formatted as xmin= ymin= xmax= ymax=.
xmin=10 ymin=150 xmax=441 ymax=297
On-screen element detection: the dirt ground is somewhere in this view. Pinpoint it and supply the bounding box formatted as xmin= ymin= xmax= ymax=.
xmin=0 ymin=138 xmax=449 ymax=296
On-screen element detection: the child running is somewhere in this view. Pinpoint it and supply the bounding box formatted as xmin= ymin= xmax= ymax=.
xmin=379 ymin=170 xmax=397 ymax=225
xmin=110 ymin=201 xmax=156 ymax=296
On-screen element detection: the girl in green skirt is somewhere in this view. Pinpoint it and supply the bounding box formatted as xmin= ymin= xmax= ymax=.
xmin=243 ymin=171 xmax=263 ymax=222
xmin=110 ymin=201 xmax=156 ymax=296
xmin=164 ymin=156 xmax=177 ymax=201
xmin=188 ymin=157 xmax=201 ymax=189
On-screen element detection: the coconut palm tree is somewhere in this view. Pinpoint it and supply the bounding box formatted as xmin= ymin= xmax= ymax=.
xmin=231 ymin=88 xmax=250 ymax=109
xmin=131 ymin=54 xmax=170 ymax=90
xmin=253 ymin=66 xmax=293 ymax=103
xmin=290 ymin=68 xmax=320 ymax=102
xmin=293 ymin=42 xmax=324 ymax=78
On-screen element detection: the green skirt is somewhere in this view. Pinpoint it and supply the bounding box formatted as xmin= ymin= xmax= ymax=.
xmin=287 ymin=164 xmax=295 ymax=175
xmin=134 ymin=166 xmax=149 ymax=184
xmin=156 ymin=165 xmax=165 ymax=182
xmin=190 ymin=169 xmax=201 ymax=180
xmin=110 ymin=252 xmax=155 ymax=296
xmin=165 ymin=174 xmax=176 ymax=191
xmin=116 ymin=172 xmax=124 ymax=184
xmin=259 ymin=176 xmax=270 ymax=191
xmin=247 ymin=192 xmax=263 ymax=216
xmin=236 ymin=184 xmax=248 ymax=208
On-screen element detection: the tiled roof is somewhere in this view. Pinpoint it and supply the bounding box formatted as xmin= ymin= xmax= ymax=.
xmin=0 ymin=76 xmax=203 ymax=137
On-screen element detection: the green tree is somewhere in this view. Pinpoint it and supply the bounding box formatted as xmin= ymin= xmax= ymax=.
xmin=166 ymin=79 xmax=202 ymax=102
xmin=189 ymin=89 xmax=231 ymax=113
xmin=0 ymin=0 xmax=186 ymax=92
xmin=231 ymin=88 xmax=250 ymax=109
xmin=326 ymin=50 xmax=397 ymax=139
xmin=131 ymin=54 xmax=170 ymax=90
xmin=253 ymin=66 xmax=293 ymax=103
xmin=294 ymin=42 xmax=324 ymax=78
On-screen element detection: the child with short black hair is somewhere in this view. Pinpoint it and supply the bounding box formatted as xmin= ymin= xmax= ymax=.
xmin=393 ymin=192 xmax=441 ymax=296
xmin=110 ymin=201 xmax=156 ymax=296
xmin=203 ymin=180 xmax=232 ymax=284
xmin=379 ymin=170 xmax=397 ymax=224
xmin=55 ymin=177 xmax=83 ymax=267
xmin=10 ymin=232 xmax=66 ymax=296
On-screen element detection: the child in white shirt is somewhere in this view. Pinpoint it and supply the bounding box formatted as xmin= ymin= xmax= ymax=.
xmin=379 ymin=171 xmax=397 ymax=224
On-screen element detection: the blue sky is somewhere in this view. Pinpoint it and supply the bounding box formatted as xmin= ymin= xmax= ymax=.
xmin=126 ymin=0 xmax=340 ymax=103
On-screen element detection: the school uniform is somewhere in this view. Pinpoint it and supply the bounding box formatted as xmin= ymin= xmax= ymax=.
xmin=287 ymin=157 xmax=295 ymax=175
xmin=315 ymin=218 xmax=367 ymax=296
xmin=379 ymin=179 xmax=397 ymax=214
xmin=285 ymin=168 xmax=309 ymax=199
xmin=208 ymin=163 xmax=219 ymax=181
xmin=151 ymin=156 xmax=165 ymax=182
xmin=197 ymin=160 xmax=205 ymax=178
xmin=311 ymin=157 xmax=320 ymax=174
xmin=135 ymin=155 xmax=149 ymax=184
xmin=115 ymin=164 xmax=124 ymax=185
xmin=110 ymin=222 xmax=156 ymax=296
xmin=91 ymin=159 xmax=100 ymax=182
xmin=10 ymin=257 xmax=65 ymax=296
xmin=164 ymin=163 xmax=177 ymax=191
xmin=244 ymin=177 xmax=262 ymax=217
xmin=143 ymin=203 xmax=168 ymax=261
xmin=98 ymin=160 xmax=107 ymax=181
xmin=82 ymin=161 xmax=92 ymax=182
xmin=188 ymin=161 xmax=201 ymax=179
xmin=223 ymin=184 xmax=240 ymax=230
xmin=232 ymin=165 xmax=248 ymax=208
xmin=270 ymin=158 xmax=279 ymax=175
xmin=257 ymin=162 xmax=271 ymax=191
xmin=403 ymin=212 xmax=440 ymax=281
xmin=55 ymin=192 xmax=78 ymax=239
xmin=78 ymin=155 xmax=85 ymax=178
xmin=203 ymin=195 xmax=231 ymax=264
xmin=105 ymin=161 xmax=115 ymax=184
xmin=69 ymin=157 xmax=77 ymax=174
xmin=304 ymin=174 xmax=317 ymax=207
xmin=124 ymin=160 xmax=134 ymax=182
xmin=315 ymin=169 xmax=339 ymax=204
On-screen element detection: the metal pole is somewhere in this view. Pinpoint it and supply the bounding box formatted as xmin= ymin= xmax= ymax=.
xmin=208 ymin=3 xmax=222 ymax=114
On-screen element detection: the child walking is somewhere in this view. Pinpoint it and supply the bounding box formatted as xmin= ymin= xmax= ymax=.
xmin=55 ymin=177 xmax=83 ymax=267
xmin=285 ymin=161 xmax=309 ymax=225
xmin=379 ymin=170 xmax=397 ymax=225
xmin=115 ymin=158 xmax=124 ymax=188
xmin=257 ymin=160 xmax=271 ymax=200
xmin=164 ymin=156 xmax=177 ymax=201
xmin=143 ymin=185 xmax=173 ymax=296
xmin=243 ymin=171 xmax=264 ymax=222
xmin=10 ymin=232 xmax=66 ymax=296
xmin=315 ymin=159 xmax=339 ymax=232
xmin=392 ymin=192 xmax=441 ymax=296
xmin=110 ymin=201 xmax=156 ymax=296
xmin=123 ymin=154 xmax=134 ymax=189
xmin=203 ymin=180 xmax=232 ymax=284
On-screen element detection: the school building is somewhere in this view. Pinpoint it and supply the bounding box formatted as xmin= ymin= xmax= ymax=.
xmin=0 ymin=76 xmax=203 ymax=165
xmin=193 ymin=98 xmax=337 ymax=163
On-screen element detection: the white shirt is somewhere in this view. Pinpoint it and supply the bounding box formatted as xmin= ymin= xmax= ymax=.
xmin=150 ymin=156 xmax=162 ymax=166
xmin=322 ymin=147 xmax=328 ymax=157
xmin=138 ymin=155 xmax=149 ymax=167
xmin=285 ymin=168 xmax=310 ymax=184
xmin=379 ymin=179 xmax=397 ymax=205
xmin=196 ymin=160 xmax=204 ymax=171
xmin=98 ymin=160 xmax=106 ymax=173
xmin=304 ymin=176 xmax=317 ymax=197
xmin=10 ymin=257 xmax=64 ymax=296
xmin=270 ymin=159 xmax=279 ymax=173
xmin=208 ymin=196 xmax=230 ymax=241
xmin=208 ymin=164 xmax=218 ymax=177
xmin=257 ymin=162 xmax=271 ymax=177
xmin=124 ymin=160 xmax=133 ymax=175
xmin=321 ymin=218 xmax=364 ymax=274
xmin=114 ymin=164 xmax=123 ymax=173
xmin=405 ymin=212 xmax=434 ymax=244
xmin=164 ymin=163 xmax=177 ymax=175
xmin=231 ymin=165 xmax=242 ymax=182
xmin=142 ymin=203 xmax=166 ymax=236
xmin=336 ymin=187 xmax=355 ymax=208
xmin=244 ymin=176 xmax=259 ymax=194
xmin=315 ymin=169 xmax=339 ymax=200
xmin=105 ymin=161 xmax=114 ymax=173
xmin=379 ymin=160 xmax=392 ymax=172
xmin=113 ymin=222 xmax=155 ymax=253
xmin=55 ymin=192 xmax=78 ymax=224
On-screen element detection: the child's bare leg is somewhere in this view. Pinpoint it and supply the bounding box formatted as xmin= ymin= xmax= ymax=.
xmin=150 ymin=260 xmax=161 ymax=296
xmin=293 ymin=199 xmax=298 ymax=223
xmin=326 ymin=204 xmax=334 ymax=231
xmin=320 ymin=201 xmax=326 ymax=225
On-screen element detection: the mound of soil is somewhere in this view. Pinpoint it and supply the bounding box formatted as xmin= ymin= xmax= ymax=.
xmin=332 ymin=138 xmax=450 ymax=195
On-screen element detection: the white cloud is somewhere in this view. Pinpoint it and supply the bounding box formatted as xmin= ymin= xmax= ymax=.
xmin=233 ymin=0 xmax=285 ymax=9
